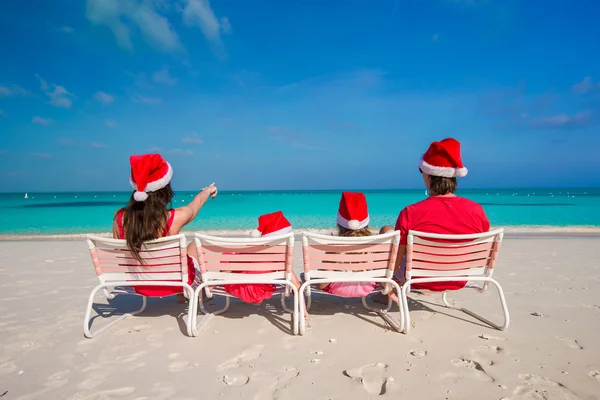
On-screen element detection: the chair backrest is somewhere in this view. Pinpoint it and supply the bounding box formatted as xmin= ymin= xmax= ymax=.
xmin=302 ymin=231 xmax=400 ymax=279
xmin=406 ymin=229 xmax=504 ymax=279
xmin=194 ymin=233 xmax=295 ymax=278
xmin=87 ymin=234 xmax=188 ymax=284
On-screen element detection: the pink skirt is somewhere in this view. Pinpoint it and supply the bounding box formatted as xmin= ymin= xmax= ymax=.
xmin=321 ymin=281 xmax=377 ymax=298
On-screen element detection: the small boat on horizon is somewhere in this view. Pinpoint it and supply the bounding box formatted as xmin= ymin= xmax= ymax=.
xmin=24 ymin=193 xmax=28 ymax=199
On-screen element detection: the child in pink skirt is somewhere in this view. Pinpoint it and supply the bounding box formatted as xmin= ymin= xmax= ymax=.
xmin=319 ymin=192 xmax=378 ymax=298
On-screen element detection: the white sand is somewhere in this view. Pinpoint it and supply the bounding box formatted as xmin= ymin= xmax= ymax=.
xmin=0 ymin=236 xmax=599 ymax=399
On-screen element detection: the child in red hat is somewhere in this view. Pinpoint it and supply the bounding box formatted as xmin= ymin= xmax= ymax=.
xmin=114 ymin=154 xmax=218 ymax=301
xmin=319 ymin=192 xmax=378 ymax=297
xmin=223 ymin=211 xmax=303 ymax=304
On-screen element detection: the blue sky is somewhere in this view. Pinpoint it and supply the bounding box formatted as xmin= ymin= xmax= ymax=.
xmin=1 ymin=0 xmax=599 ymax=192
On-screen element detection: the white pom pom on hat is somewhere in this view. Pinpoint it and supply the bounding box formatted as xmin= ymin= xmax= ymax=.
xmin=347 ymin=220 xmax=360 ymax=230
xmin=250 ymin=229 xmax=262 ymax=238
xmin=134 ymin=191 xmax=149 ymax=202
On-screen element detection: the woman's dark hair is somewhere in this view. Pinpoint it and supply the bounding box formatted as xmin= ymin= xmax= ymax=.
xmin=429 ymin=175 xmax=457 ymax=195
xmin=337 ymin=224 xmax=372 ymax=237
xmin=119 ymin=184 xmax=175 ymax=263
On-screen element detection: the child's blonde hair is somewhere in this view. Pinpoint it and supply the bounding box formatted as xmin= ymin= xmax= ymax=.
xmin=337 ymin=224 xmax=372 ymax=237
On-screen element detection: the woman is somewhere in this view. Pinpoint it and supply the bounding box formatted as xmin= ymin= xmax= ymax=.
xmin=113 ymin=153 xmax=217 ymax=301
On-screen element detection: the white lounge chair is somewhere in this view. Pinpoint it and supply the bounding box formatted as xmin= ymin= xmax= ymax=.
xmin=191 ymin=232 xmax=298 ymax=336
xmin=299 ymin=231 xmax=402 ymax=335
xmin=84 ymin=234 xmax=195 ymax=338
xmin=401 ymin=229 xmax=509 ymax=333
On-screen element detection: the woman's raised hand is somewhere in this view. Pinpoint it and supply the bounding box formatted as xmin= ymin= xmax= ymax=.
xmin=203 ymin=182 xmax=218 ymax=199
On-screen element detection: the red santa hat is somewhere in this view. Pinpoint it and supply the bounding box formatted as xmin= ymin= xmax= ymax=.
xmin=129 ymin=154 xmax=173 ymax=202
xmin=337 ymin=192 xmax=369 ymax=230
xmin=419 ymin=138 xmax=468 ymax=178
xmin=250 ymin=211 xmax=293 ymax=238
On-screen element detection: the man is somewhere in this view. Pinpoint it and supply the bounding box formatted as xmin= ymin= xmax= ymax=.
xmin=381 ymin=138 xmax=490 ymax=300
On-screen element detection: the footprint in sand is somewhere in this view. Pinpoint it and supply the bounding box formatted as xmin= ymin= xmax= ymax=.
xmin=78 ymin=370 xmax=112 ymax=390
xmin=344 ymin=362 xmax=394 ymax=396
xmin=218 ymin=344 xmax=265 ymax=371
xmin=409 ymin=350 xmax=427 ymax=358
xmin=556 ymin=336 xmax=583 ymax=350
xmin=589 ymin=370 xmax=600 ymax=381
xmin=450 ymin=358 xmax=494 ymax=382
xmin=69 ymin=388 xmax=135 ymax=400
xmin=168 ymin=361 xmax=195 ymax=373
xmin=513 ymin=374 xmax=582 ymax=400
xmin=151 ymin=381 xmax=177 ymax=399
xmin=221 ymin=374 xmax=250 ymax=386
xmin=253 ymin=365 xmax=300 ymax=400
xmin=45 ymin=370 xmax=70 ymax=388
xmin=0 ymin=361 xmax=17 ymax=375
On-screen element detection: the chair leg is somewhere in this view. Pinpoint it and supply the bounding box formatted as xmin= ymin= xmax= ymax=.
xmin=184 ymin=285 xmax=195 ymax=337
xmin=298 ymin=282 xmax=309 ymax=336
xmin=362 ymin=281 xmax=404 ymax=333
xmin=83 ymin=286 xmax=147 ymax=338
xmin=442 ymin=280 xmax=510 ymax=331
xmin=193 ymin=283 xmax=231 ymax=335
xmin=401 ymin=282 xmax=411 ymax=333
xmin=290 ymin=284 xmax=299 ymax=335
xmin=279 ymin=283 xmax=299 ymax=335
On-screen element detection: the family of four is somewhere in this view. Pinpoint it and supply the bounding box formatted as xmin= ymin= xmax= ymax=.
xmin=113 ymin=137 xmax=490 ymax=305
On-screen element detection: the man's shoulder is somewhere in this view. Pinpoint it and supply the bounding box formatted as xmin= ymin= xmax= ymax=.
xmin=453 ymin=196 xmax=486 ymax=212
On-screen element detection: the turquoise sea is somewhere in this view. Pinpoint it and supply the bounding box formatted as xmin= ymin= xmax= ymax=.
xmin=0 ymin=189 xmax=599 ymax=235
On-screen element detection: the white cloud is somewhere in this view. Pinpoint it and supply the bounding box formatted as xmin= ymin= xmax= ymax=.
xmin=131 ymin=94 xmax=162 ymax=104
xmin=93 ymin=91 xmax=115 ymax=104
xmin=105 ymin=119 xmax=118 ymax=129
xmin=432 ymin=33 xmax=439 ymax=42
xmin=35 ymin=74 xmax=75 ymax=109
xmin=181 ymin=133 xmax=203 ymax=144
xmin=0 ymin=84 xmax=30 ymax=97
xmin=528 ymin=110 xmax=594 ymax=130
xmin=571 ymin=77 xmax=599 ymax=94
xmin=57 ymin=138 xmax=109 ymax=149
xmin=32 ymin=116 xmax=52 ymax=126
xmin=153 ymin=66 xmax=178 ymax=85
xmin=58 ymin=26 xmax=75 ymax=33
xmin=86 ymin=0 xmax=183 ymax=53
xmin=89 ymin=142 xmax=109 ymax=149
xmin=29 ymin=152 xmax=52 ymax=159
xmin=125 ymin=71 xmax=153 ymax=89
xmin=220 ymin=16 xmax=232 ymax=34
xmin=182 ymin=0 xmax=230 ymax=54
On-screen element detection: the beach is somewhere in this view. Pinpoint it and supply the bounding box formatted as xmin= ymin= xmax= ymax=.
xmin=1 ymin=234 xmax=600 ymax=400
